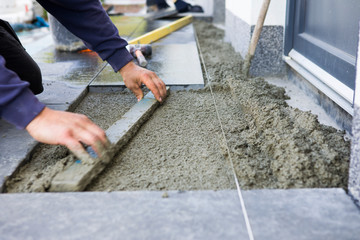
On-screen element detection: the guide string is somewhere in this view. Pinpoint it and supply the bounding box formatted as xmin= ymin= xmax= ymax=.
xmin=195 ymin=29 xmax=255 ymax=240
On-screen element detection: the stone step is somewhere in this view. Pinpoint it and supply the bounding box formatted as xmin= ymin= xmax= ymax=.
xmin=0 ymin=189 xmax=359 ymax=239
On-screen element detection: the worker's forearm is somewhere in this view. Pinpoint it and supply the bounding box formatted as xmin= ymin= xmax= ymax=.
xmin=0 ymin=56 xmax=45 ymax=129
xmin=36 ymin=0 xmax=133 ymax=72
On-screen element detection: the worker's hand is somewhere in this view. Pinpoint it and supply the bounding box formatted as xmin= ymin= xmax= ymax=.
xmin=25 ymin=107 xmax=110 ymax=158
xmin=120 ymin=61 xmax=166 ymax=102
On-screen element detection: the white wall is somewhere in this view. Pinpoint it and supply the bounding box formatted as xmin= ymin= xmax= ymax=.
xmin=226 ymin=0 xmax=286 ymax=26
xmin=0 ymin=0 xmax=34 ymax=23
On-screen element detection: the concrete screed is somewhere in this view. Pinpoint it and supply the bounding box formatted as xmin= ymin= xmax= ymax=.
xmin=0 ymin=19 xmax=359 ymax=239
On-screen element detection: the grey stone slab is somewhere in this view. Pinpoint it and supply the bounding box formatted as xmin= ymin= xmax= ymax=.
xmin=91 ymin=44 xmax=204 ymax=87
xmin=147 ymin=44 xmax=204 ymax=85
xmin=225 ymin=10 xmax=285 ymax=77
xmin=33 ymin=46 xmax=104 ymax=86
xmin=243 ymin=188 xmax=360 ymax=240
xmin=0 ymin=190 xmax=248 ymax=240
xmin=37 ymin=80 xmax=88 ymax=111
xmin=111 ymin=16 xmax=172 ymax=40
xmin=50 ymin=89 xmax=168 ymax=192
xmin=91 ymin=23 xmax=204 ymax=87
xmin=213 ymin=0 xmax=225 ymax=23
xmin=152 ymin=24 xmax=196 ymax=45
xmin=0 ymin=121 xmax=38 ymax=192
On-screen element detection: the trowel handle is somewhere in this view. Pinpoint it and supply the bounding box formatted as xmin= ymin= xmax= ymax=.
xmin=86 ymin=146 xmax=98 ymax=158
xmin=135 ymin=50 xmax=148 ymax=67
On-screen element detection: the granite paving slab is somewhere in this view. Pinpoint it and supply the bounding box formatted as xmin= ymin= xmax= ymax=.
xmin=242 ymin=188 xmax=360 ymax=240
xmin=91 ymin=23 xmax=204 ymax=87
xmin=110 ymin=16 xmax=172 ymax=40
xmin=91 ymin=43 xmax=203 ymax=87
xmin=0 ymin=190 xmax=248 ymax=240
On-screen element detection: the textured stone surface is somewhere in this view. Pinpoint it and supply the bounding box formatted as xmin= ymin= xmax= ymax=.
xmin=0 ymin=190 xmax=248 ymax=240
xmin=225 ymin=10 xmax=285 ymax=76
xmin=349 ymin=105 xmax=360 ymax=206
xmin=50 ymin=90 xmax=166 ymax=192
xmin=243 ymin=188 xmax=360 ymax=240
xmin=349 ymin=30 xmax=360 ymax=205
xmin=213 ymin=0 xmax=225 ymax=23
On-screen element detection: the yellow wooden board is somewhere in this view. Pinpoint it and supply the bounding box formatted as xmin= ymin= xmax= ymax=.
xmin=128 ymin=15 xmax=193 ymax=45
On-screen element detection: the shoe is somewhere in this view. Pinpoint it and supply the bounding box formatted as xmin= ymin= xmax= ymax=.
xmin=146 ymin=0 xmax=170 ymax=12
xmin=174 ymin=0 xmax=203 ymax=13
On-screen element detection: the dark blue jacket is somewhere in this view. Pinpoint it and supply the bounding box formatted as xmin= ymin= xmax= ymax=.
xmin=0 ymin=0 xmax=133 ymax=129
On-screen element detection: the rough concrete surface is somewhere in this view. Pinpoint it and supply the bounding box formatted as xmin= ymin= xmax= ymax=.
xmin=5 ymin=21 xmax=350 ymax=193
xmin=5 ymin=91 xmax=137 ymax=193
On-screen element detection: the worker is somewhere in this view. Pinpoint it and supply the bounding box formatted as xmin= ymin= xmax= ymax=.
xmin=146 ymin=0 xmax=203 ymax=13
xmin=0 ymin=0 xmax=167 ymax=158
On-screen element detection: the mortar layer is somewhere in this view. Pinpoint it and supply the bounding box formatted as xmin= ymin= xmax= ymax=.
xmin=5 ymin=21 xmax=350 ymax=193
xmin=6 ymin=91 xmax=137 ymax=193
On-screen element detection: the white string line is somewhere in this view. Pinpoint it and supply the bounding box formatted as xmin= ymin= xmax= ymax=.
xmin=88 ymin=62 xmax=108 ymax=86
xmin=195 ymin=28 xmax=255 ymax=240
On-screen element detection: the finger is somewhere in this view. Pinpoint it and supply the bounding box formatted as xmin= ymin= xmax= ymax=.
xmin=153 ymin=76 xmax=167 ymax=100
xmin=65 ymin=137 xmax=89 ymax=160
xmin=72 ymin=127 xmax=107 ymax=157
xmin=73 ymin=113 xmax=110 ymax=146
xmin=128 ymin=81 xmax=144 ymax=101
xmin=81 ymin=118 xmax=109 ymax=146
xmin=142 ymin=74 xmax=162 ymax=102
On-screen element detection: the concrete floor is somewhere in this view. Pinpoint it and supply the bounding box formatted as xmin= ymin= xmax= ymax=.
xmin=0 ymin=17 xmax=359 ymax=239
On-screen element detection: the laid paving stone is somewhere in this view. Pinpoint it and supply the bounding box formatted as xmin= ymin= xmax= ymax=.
xmin=0 ymin=121 xmax=37 ymax=192
xmin=147 ymin=44 xmax=204 ymax=86
xmin=91 ymin=43 xmax=204 ymax=87
xmin=33 ymin=46 xmax=104 ymax=86
xmin=111 ymin=16 xmax=172 ymax=40
xmin=0 ymin=190 xmax=248 ymax=240
xmin=242 ymin=188 xmax=360 ymax=240
xmin=37 ymin=80 xmax=88 ymax=111
xmin=152 ymin=24 xmax=196 ymax=45
xmin=91 ymin=23 xmax=204 ymax=87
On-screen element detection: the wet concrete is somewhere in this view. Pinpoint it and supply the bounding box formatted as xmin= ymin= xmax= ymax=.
xmin=5 ymin=21 xmax=350 ymax=193
xmin=5 ymin=91 xmax=138 ymax=193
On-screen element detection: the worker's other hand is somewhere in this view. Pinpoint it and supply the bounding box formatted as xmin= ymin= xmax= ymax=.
xmin=120 ymin=61 xmax=166 ymax=102
xmin=25 ymin=107 xmax=110 ymax=158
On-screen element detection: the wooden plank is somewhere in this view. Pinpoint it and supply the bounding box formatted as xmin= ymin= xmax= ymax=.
xmin=49 ymin=88 xmax=169 ymax=192
xmin=128 ymin=15 xmax=193 ymax=45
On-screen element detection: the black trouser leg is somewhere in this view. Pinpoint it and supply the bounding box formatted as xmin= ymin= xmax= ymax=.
xmin=146 ymin=0 xmax=170 ymax=9
xmin=0 ymin=19 xmax=43 ymax=95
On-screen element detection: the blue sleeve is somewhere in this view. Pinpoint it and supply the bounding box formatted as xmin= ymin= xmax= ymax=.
xmin=0 ymin=56 xmax=45 ymax=129
xmin=36 ymin=0 xmax=134 ymax=72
